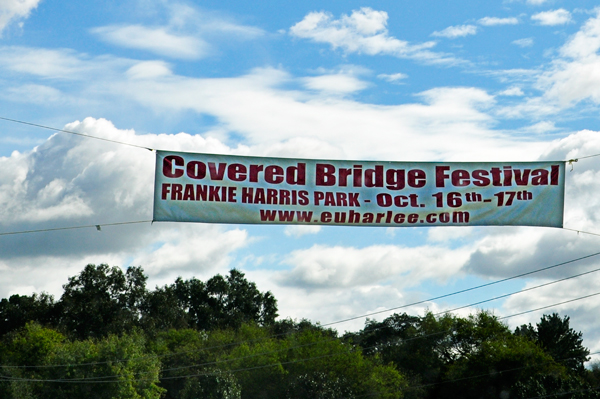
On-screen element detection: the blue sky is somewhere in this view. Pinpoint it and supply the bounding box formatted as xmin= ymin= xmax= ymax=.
xmin=2 ymin=0 xmax=600 ymax=359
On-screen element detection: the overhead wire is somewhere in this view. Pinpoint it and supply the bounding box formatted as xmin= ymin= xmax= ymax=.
xmin=368 ymin=349 xmax=600 ymax=399
xmin=0 ymin=220 xmax=153 ymax=236
xmin=3 ymin=288 xmax=599 ymax=384
xmin=2 ymin=115 xmax=600 ymax=394
xmin=2 ymin=266 xmax=600 ymax=383
xmin=2 ymin=249 xmax=600 ymax=373
xmin=2 ymin=116 xmax=600 ymax=238
xmin=321 ymin=250 xmax=600 ymax=327
xmin=0 ymin=116 xmax=154 ymax=151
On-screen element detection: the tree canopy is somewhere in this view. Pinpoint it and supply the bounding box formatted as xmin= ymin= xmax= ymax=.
xmin=0 ymin=264 xmax=597 ymax=399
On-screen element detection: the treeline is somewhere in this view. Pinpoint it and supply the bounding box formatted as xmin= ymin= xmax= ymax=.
xmin=0 ymin=264 xmax=598 ymax=398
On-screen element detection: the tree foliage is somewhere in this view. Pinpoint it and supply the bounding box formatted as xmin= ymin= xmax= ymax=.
xmin=0 ymin=264 xmax=597 ymax=399
xmin=516 ymin=313 xmax=590 ymax=374
xmin=349 ymin=311 xmax=597 ymax=399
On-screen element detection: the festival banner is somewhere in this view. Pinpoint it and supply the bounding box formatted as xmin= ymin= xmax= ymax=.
xmin=153 ymin=151 xmax=565 ymax=228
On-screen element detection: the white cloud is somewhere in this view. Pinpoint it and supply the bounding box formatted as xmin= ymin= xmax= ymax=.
xmin=0 ymin=118 xmax=250 ymax=294
xmin=527 ymin=0 xmax=548 ymax=5
xmin=524 ymin=121 xmax=557 ymax=133
xmin=0 ymin=46 xmax=549 ymax=162
xmin=463 ymin=129 xmax=600 ymax=277
xmin=535 ymin=11 xmax=600 ymax=107
xmin=91 ymin=25 xmax=208 ymax=59
xmin=302 ymin=73 xmax=369 ymax=94
xmin=512 ymin=37 xmax=534 ymax=47
xmin=0 ymin=46 xmax=133 ymax=80
xmin=90 ymin=2 xmax=264 ymax=60
xmin=115 ymin=66 xmax=548 ymax=162
xmin=501 ymin=273 xmax=600 ymax=362
xmin=499 ymin=86 xmax=525 ymax=96
xmin=531 ymin=9 xmax=572 ymax=26
xmin=478 ymin=17 xmax=519 ymax=26
xmin=0 ymin=0 xmax=40 ymax=35
xmin=284 ymin=225 xmax=322 ymax=237
xmin=278 ymin=244 xmax=471 ymax=289
xmin=126 ymin=61 xmax=173 ymax=80
xmin=2 ymin=84 xmax=65 ymax=104
xmin=427 ymin=227 xmax=475 ymax=242
xmin=377 ymin=72 xmax=408 ymax=82
xmin=290 ymin=8 xmax=458 ymax=65
xmin=432 ymin=25 xmax=478 ymax=39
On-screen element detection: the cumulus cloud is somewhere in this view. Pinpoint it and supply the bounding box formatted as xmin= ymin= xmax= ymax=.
xmin=478 ymin=17 xmax=519 ymax=26
xmin=0 ymin=118 xmax=249 ymax=296
xmin=432 ymin=25 xmax=478 ymax=38
xmin=531 ymin=9 xmax=572 ymax=26
xmin=290 ymin=8 xmax=458 ymax=65
xmin=0 ymin=0 xmax=40 ymax=35
xmin=464 ymin=129 xmax=600 ymax=279
xmin=502 ymin=274 xmax=600 ymax=359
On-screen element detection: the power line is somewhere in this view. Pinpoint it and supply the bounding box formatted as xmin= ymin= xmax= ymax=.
xmin=3 ymin=267 xmax=600 ymax=382
xmin=8 ymin=286 xmax=597 ymax=384
xmin=321 ymin=250 xmax=600 ymax=327
xmin=3 ymin=250 xmax=600 ymax=368
xmin=562 ymin=227 xmax=600 ymax=238
xmin=0 ymin=220 xmax=153 ymax=236
xmin=395 ymin=350 xmax=600 ymax=397
xmin=3 ymin=250 xmax=600 ymax=372
xmin=0 ymin=116 xmax=154 ymax=151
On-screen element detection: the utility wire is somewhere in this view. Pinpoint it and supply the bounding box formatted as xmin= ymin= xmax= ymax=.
xmin=3 ymin=250 xmax=600 ymax=371
xmin=6 ymin=113 xmax=600 ymax=162
xmin=0 ymin=116 xmax=154 ymax=151
xmin=562 ymin=228 xmax=600 ymax=238
xmin=321 ymin=250 xmax=600 ymax=327
xmin=0 ymin=220 xmax=153 ymax=236
xmin=382 ymin=350 xmax=600 ymax=399
xmin=3 ymin=269 xmax=600 ymax=383
xmin=4 ymin=250 xmax=600 ymax=370
xmin=7 ymin=287 xmax=597 ymax=384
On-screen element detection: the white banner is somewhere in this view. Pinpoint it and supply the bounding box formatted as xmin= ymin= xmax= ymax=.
xmin=153 ymin=151 xmax=565 ymax=228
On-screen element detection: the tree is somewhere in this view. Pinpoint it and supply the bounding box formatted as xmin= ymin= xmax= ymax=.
xmin=286 ymin=372 xmax=355 ymax=399
xmin=57 ymin=264 xmax=148 ymax=339
xmin=516 ymin=313 xmax=590 ymax=374
xmin=0 ymin=323 xmax=164 ymax=399
xmin=142 ymin=269 xmax=278 ymax=332
xmin=0 ymin=293 xmax=57 ymax=336
xmin=350 ymin=311 xmax=589 ymax=399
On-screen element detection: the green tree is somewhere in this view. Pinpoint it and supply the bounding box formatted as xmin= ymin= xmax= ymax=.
xmin=142 ymin=269 xmax=278 ymax=332
xmin=0 ymin=323 xmax=163 ymax=399
xmin=0 ymin=292 xmax=57 ymax=336
xmin=213 ymin=322 xmax=407 ymax=399
xmin=57 ymin=264 xmax=148 ymax=339
xmin=350 ymin=311 xmax=592 ymax=399
xmin=516 ymin=313 xmax=590 ymax=374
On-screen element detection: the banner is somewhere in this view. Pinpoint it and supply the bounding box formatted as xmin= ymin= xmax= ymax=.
xmin=153 ymin=151 xmax=565 ymax=228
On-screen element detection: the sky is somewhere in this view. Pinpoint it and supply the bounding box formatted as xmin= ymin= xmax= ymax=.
xmin=2 ymin=0 xmax=600 ymax=361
